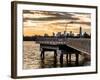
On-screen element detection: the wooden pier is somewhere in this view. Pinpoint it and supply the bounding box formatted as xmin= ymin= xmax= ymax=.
xmin=36 ymin=38 xmax=90 ymax=66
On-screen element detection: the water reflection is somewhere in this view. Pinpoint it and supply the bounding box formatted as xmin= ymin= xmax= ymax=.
xmin=40 ymin=54 xmax=86 ymax=68
xmin=23 ymin=41 xmax=90 ymax=69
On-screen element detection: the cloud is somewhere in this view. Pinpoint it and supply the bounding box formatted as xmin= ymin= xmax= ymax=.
xmin=23 ymin=10 xmax=91 ymax=26
xmin=23 ymin=10 xmax=91 ymax=36
xmin=50 ymin=21 xmax=90 ymax=26
xmin=23 ymin=10 xmax=79 ymax=22
xmin=71 ymin=21 xmax=91 ymax=26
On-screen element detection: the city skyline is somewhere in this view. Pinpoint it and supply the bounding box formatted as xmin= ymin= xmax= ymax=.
xmin=23 ymin=10 xmax=91 ymax=36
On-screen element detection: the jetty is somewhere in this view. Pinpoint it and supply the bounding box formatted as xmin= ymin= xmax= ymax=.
xmin=35 ymin=37 xmax=90 ymax=66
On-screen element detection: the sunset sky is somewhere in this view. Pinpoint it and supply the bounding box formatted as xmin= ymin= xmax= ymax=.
xmin=23 ymin=10 xmax=91 ymax=36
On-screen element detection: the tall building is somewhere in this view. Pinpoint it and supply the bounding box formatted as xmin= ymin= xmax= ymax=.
xmin=79 ymin=27 xmax=82 ymax=37
xmin=69 ymin=31 xmax=74 ymax=37
xmin=52 ymin=32 xmax=55 ymax=37
xmin=56 ymin=32 xmax=61 ymax=37
xmin=64 ymin=31 xmax=66 ymax=36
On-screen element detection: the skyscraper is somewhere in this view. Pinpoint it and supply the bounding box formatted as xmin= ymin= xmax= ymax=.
xmin=79 ymin=27 xmax=82 ymax=37
xmin=64 ymin=31 xmax=66 ymax=36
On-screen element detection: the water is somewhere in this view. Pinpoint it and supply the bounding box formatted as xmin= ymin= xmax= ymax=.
xmin=23 ymin=41 xmax=90 ymax=69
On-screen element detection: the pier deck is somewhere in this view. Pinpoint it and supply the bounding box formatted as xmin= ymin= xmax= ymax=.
xmin=36 ymin=38 xmax=90 ymax=55
xmin=35 ymin=38 xmax=90 ymax=65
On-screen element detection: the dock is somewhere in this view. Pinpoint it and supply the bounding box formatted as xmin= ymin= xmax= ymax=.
xmin=35 ymin=38 xmax=90 ymax=66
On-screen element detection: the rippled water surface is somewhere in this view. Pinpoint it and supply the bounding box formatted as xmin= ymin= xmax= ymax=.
xmin=23 ymin=41 xmax=90 ymax=69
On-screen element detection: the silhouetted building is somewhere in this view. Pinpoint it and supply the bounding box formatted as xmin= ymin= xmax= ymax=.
xmin=69 ymin=31 xmax=74 ymax=37
xmin=52 ymin=32 xmax=55 ymax=37
xmin=76 ymin=34 xmax=80 ymax=38
xmin=79 ymin=27 xmax=82 ymax=38
xmin=44 ymin=33 xmax=48 ymax=37
xmin=83 ymin=32 xmax=90 ymax=38
xmin=64 ymin=31 xmax=66 ymax=36
xmin=56 ymin=32 xmax=62 ymax=37
xmin=67 ymin=33 xmax=70 ymax=37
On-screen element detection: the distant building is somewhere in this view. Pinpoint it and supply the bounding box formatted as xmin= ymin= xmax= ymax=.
xmin=56 ymin=32 xmax=62 ymax=37
xmin=76 ymin=34 xmax=80 ymax=38
xmin=79 ymin=27 xmax=82 ymax=37
xmin=44 ymin=33 xmax=48 ymax=37
xmin=63 ymin=31 xmax=66 ymax=36
xmin=52 ymin=32 xmax=55 ymax=37
xmin=69 ymin=31 xmax=74 ymax=37
xmin=67 ymin=33 xmax=70 ymax=37
xmin=83 ymin=32 xmax=90 ymax=38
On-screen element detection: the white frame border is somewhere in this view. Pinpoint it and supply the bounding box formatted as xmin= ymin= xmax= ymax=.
xmin=16 ymin=3 xmax=97 ymax=77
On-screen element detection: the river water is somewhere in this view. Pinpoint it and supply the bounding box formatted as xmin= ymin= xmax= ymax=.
xmin=23 ymin=41 xmax=90 ymax=69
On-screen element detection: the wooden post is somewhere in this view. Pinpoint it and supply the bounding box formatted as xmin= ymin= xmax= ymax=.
xmin=40 ymin=49 xmax=45 ymax=60
xmin=54 ymin=50 xmax=57 ymax=67
xmin=40 ymin=58 xmax=45 ymax=68
xmin=54 ymin=50 xmax=57 ymax=61
xmin=69 ymin=53 xmax=71 ymax=64
xmin=75 ymin=53 xmax=79 ymax=65
xmin=66 ymin=54 xmax=68 ymax=64
xmin=60 ymin=51 xmax=64 ymax=66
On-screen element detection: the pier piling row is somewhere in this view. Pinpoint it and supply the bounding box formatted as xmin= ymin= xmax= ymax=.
xmin=40 ymin=44 xmax=80 ymax=66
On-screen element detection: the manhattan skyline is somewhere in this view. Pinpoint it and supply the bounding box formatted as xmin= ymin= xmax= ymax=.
xmin=23 ymin=10 xmax=91 ymax=36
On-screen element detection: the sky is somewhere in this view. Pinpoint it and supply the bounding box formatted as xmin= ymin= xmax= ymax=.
xmin=23 ymin=10 xmax=91 ymax=36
